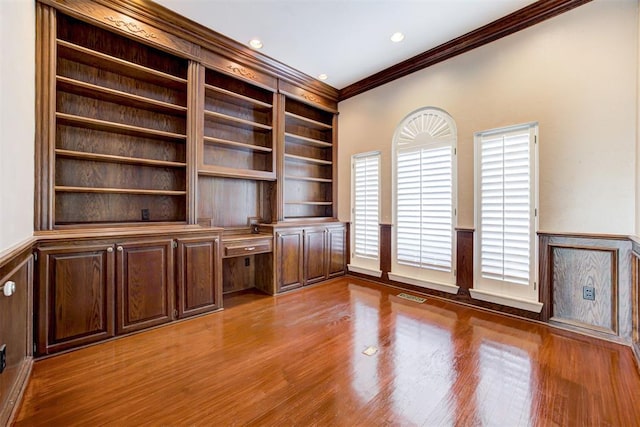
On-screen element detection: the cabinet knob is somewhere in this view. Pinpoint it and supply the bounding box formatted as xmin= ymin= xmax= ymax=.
xmin=117 ymin=246 xmax=123 ymax=252
xmin=107 ymin=247 xmax=114 ymax=253
xmin=1 ymin=281 xmax=16 ymax=297
xmin=244 ymin=247 xmax=256 ymax=251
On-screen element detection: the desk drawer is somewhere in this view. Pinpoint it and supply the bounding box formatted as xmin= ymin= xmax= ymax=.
xmin=224 ymin=239 xmax=272 ymax=257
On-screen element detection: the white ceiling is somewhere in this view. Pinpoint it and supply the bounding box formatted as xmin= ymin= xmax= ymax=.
xmin=153 ymin=0 xmax=537 ymax=89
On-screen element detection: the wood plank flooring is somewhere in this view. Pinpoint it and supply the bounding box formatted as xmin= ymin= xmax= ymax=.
xmin=14 ymin=277 xmax=640 ymax=426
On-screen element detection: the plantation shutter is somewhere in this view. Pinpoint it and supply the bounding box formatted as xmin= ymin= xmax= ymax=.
xmin=353 ymin=153 xmax=380 ymax=259
xmin=396 ymin=144 xmax=453 ymax=272
xmin=479 ymin=127 xmax=532 ymax=285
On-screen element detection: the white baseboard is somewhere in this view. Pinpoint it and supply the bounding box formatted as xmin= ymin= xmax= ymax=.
xmin=469 ymin=288 xmax=543 ymax=312
xmin=387 ymin=272 xmax=459 ymax=295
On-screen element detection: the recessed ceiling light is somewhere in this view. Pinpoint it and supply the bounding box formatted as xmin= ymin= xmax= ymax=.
xmin=390 ymin=32 xmax=405 ymax=43
xmin=248 ymin=39 xmax=263 ymax=49
xmin=318 ymin=74 xmax=328 ymax=81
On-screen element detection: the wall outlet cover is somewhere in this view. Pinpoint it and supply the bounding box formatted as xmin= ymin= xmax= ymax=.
xmin=583 ymin=286 xmax=595 ymax=301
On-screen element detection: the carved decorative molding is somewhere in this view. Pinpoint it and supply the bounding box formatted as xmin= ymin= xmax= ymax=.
xmin=301 ymin=93 xmax=320 ymax=103
xmin=226 ymin=65 xmax=257 ymax=80
xmin=104 ymin=16 xmax=157 ymax=39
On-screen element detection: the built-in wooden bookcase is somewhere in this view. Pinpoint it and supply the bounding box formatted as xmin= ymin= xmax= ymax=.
xmin=199 ymin=68 xmax=275 ymax=180
xmin=32 ymin=0 xmax=343 ymax=358
xmin=53 ymin=14 xmax=188 ymax=226
xmin=197 ymin=67 xmax=276 ymax=228
xmin=283 ymin=97 xmax=336 ymax=220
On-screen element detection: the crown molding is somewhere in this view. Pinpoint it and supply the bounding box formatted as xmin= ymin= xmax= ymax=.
xmin=339 ymin=0 xmax=592 ymax=101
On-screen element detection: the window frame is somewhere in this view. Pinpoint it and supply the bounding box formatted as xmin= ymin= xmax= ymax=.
xmin=349 ymin=151 xmax=382 ymax=276
xmin=391 ymin=107 xmax=458 ymax=292
xmin=472 ymin=122 xmax=540 ymax=309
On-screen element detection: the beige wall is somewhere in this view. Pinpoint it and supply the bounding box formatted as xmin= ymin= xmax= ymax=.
xmin=637 ymin=2 xmax=640 ymax=236
xmin=0 ymin=0 xmax=35 ymax=252
xmin=338 ymin=0 xmax=638 ymax=235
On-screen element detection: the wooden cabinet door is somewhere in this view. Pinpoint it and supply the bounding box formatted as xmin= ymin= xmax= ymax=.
xmin=37 ymin=244 xmax=115 ymax=355
xmin=176 ymin=236 xmax=221 ymax=318
xmin=327 ymin=225 xmax=346 ymax=278
xmin=275 ymin=229 xmax=304 ymax=292
xmin=116 ymin=239 xmax=174 ymax=335
xmin=304 ymin=228 xmax=327 ymax=285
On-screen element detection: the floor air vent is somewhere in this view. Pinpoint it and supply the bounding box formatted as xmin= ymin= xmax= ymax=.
xmin=397 ymin=293 xmax=426 ymax=303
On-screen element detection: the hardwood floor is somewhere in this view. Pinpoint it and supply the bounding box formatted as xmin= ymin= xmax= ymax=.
xmin=14 ymin=277 xmax=640 ymax=426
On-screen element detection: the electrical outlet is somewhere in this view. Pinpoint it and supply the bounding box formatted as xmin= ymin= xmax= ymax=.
xmin=0 ymin=344 xmax=6 ymax=373
xmin=248 ymin=217 xmax=260 ymax=234
xmin=245 ymin=257 xmax=250 ymax=267
xmin=583 ymin=286 xmax=595 ymax=301
xmin=141 ymin=209 xmax=150 ymax=221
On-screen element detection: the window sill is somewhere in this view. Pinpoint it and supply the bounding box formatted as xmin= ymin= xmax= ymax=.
xmin=388 ymin=272 xmax=459 ymax=295
xmin=347 ymin=264 xmax=382 ymax=278
xmin=469 ymin=288 xmax=543 ymax=313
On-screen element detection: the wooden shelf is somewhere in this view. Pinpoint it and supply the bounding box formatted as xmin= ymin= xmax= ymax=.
xmin=204 ymin=110 xmax=272 ymax=132
xmin=284 ymin=132 xmax=332 ymax=148
xmin=57 ymin=40 xmax=187 ymax=89
xmin=56 ymin=112 xmax=187 ymax=141
xmin=285 ymin=175 xmax=332 ymax=183
xmin=285 ymin=201 xmax=333 ymax=206
xmin=55 ymin=149 xmax=186 ymax=168
xmin=285 ymin=112 xmax=332 ymax=130
xmin=205 ymin=84 xmax=272 ymax=110
xmin=57 ymin=76 xmax=187 ymax=115
xmin=284 ymin=153 xmax=332 ymax=165
xmin=198 ymin=167 xmax=276 ymax=181
xmin=55 ymin=186 xmax=186 ymax=196
xmin=52 ymin=221 xmax=189 ymax=229
xmin=203 ymin=136 xmax=272 ymax=153
xmin=283 ymin=216 xmax=333 ymax=220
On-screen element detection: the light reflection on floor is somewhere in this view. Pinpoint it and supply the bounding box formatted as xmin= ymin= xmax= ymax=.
xmin=348 ymin=283 xmax=538 ymax=426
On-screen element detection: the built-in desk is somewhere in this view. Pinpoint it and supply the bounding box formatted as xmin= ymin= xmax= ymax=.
xmin=222 ymin=234 xmax=273 ymax=258
xmin=221 ymin=233 xmax=274 ymax=295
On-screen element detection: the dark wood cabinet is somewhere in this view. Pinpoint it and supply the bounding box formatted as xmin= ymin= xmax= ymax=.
xmin=327 ymin=226 xmax=346 ymax=278
xmin=37 ymin=243 xmax=115 ymax=354
xmin=304 ymin=228 xmax=327 ymax=285
xmin=273 ymin=223 xmax=346 ymax=293
xmin=116 ymin=239 xmax=174 ymax=334
xmin=176 ymin=236 xmax=221 ymax=318
xmin=36 ymin=230 xmax=221 ymax=355
xmin=275 ymin=229 xmax=304 ymax=292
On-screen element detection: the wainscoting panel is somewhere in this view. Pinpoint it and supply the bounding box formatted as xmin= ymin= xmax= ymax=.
xmin=379 ymin=224 xmax=392 ymax=277
xmin=631 ymin=245 xmax=640 ymax=366
xmin=551 ymin=245 xmax=617 ymax=334
xmin=455 ymin=228 xmax=474 ymax=293
xmin=0 ymin=242 xmax=34 ymax=425
xmin=542 ymin=235 xmax=632 ymax=342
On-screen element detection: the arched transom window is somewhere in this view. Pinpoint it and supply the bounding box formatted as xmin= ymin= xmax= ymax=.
xmin=391 ymin=108 xmax=457 ymax=291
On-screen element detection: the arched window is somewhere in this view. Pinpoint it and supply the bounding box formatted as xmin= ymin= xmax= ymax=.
xmin=390 ymin=107 xmax=458 ymax=292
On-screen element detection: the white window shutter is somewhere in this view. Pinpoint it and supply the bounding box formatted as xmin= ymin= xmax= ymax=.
xmin=392 ymin=108 xmax=457 ymax=286
xmin=479 ymin=127 xmax=533 ymax=286
xmin=353 ymin=153 xmax=380 ymax=259
xmin=397 ymin=145 xmax=453 ymax=272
